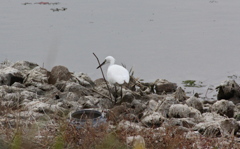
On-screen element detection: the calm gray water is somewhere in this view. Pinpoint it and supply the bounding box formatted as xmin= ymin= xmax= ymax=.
xmin=1 ymin=0 xmax=240 ymax=97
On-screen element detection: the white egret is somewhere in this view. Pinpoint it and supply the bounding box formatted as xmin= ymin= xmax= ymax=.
xmin=97 ymin=56 xmax=130 ymax=100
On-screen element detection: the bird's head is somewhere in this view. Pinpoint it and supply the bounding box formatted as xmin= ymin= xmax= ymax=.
xmin=97 ymin=56 xmax=115 ymax=69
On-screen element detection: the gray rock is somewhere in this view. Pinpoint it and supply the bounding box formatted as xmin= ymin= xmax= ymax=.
xmin=55 ymin=81 xmax=66 ymax=92
xmin=147 ymin=99 xmax=159 ymax=111
xmin=157 ymin=96 xmax=179 ymax=117
xmin=211 ymin=99 xmax=235 ymax=117
xmin=216 ymin=80 xmax=240 ymax=102
xmin=154 ymin=79 xmax=177 ymax=94
xmin=121 ymin=90 xmax=135 ymax=103
xmin=73 ymin=72 xmax=95 ymax=87
xmin=81 ymin=96 xmax=100 ymax=108
xmin=0 ymin=67 xmax=24 ymax=86
xmin=48 ymin=65 xmax=72 ymax=84
xmin=24 ymin=100 xmax=65 ymax=114
xmin=12 ymin=61 xmax=38 ymax=72
xmin=168 ymin=104 xmax=202 ymax=120
xmin=117 ymin=120 xmax=144 ymax=131
xmin=65 ymin=82 xmax=90 ymax=97
xmin=194 ymin=118 xmax=239 ymax=137
xmin=174 ymin=87 xmax=188 ymax=102
xmin=131 ymin=99 xmax=146 ymax=115
xmin=57 ymin=100 xmax=81 ymax=110
xmin=20 ymin=90 xmax=37 ymax=101
xmin=196 ymin=122 xmax=221 ymax=137
xmin=24 ymin=66 xmax=49 ymax=86
xmin=0 ymin=73 xmax=12 ymax=85
xmin=94 ymin=78 xmax=106 ymax=86
xmin=26 ymin=86 xmax=45 ymax=95
xmin=61 ymin=92 xmax=79 ymax=101
xmin=11 ymin=82 xmax=25 ymax=88
xmin=220 ymin=118 xmax=239 ymax=136
xmin=98 ymin=98 xmax=113 ymax=109
xmin=141 ymin=111 xmax=165 ymax=126
xmin=201 ymin=112 xmax=225 ymax=122
xmin=162 ymin=118 xmax=196 ymax=128
xmin=186 ymin=96 xmax=203 ymax=113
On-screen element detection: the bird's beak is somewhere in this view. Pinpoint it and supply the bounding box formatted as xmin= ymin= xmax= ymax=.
xmin=96 ymin=60 xmax=106 ymax=69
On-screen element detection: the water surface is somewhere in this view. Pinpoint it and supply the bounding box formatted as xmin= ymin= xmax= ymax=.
xmin=1 ymin=0 xmax=240 ymax=97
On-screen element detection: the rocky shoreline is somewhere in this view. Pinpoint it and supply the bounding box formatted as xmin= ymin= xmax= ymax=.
xmin=0 ymin=60 xmax=240 ymax=148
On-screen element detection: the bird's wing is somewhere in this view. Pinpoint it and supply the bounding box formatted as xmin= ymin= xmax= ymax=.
xmin=107 ymin=65 xmax=129 ymax=84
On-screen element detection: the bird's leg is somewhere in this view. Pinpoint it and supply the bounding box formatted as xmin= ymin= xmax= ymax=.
xmin=121 ymin=85 xmax=123 ymax=100
xmin=114 ymin=84 xmax=118 ymax=103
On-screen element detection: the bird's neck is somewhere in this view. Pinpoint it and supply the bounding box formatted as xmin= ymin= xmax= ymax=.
xmin=109 ymin=60 xmax=115 ymax=66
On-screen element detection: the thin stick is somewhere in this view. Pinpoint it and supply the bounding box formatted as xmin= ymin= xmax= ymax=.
xmin=91 ymin=89 xmax=111 ymax=100
xmin=93 ymin=53 xmax=113 ymax=102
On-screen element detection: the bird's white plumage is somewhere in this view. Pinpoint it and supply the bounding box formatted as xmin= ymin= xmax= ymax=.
xmin=101 ymin=56 xmax=130 ymax=85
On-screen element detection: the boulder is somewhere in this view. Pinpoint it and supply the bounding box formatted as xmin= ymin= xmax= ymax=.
xmin=186 ymin=95 xmax=203 ymax=113
xmin=194 ymin=118 xmax=239 ymax=137
xmin=12 ymin=61 xmax=38 ymax=72
xmin=154 ymin=79 xmax=177 ymax=94
xmin=202 ymin=112 xmax=225 ymax=122
xmin=220 ymin=118 xmax=240 ymax=136
xmin=211 ymin=100 xmax=235 ymax=118
xmin=48 ymin=65 xmax=72 ymax=84
xmin=174 ymin=87 xmax=188 ymax=102
xmin=73 ymin=72 xmax=95 ymax=87
xmin=65 ymin=82 xmax=90 ymax=97
xmin=216 ymin=80 xmax=240 ymax=103
xmin=0 ymin=67 xmax=24 ymax=86
xmin=24 ymin=66 xmax=49 ymax=86
xmin=168 ymin=104 xmax=202 ymax=120
xmin=157 ymin=96 xmax=179 ymax=117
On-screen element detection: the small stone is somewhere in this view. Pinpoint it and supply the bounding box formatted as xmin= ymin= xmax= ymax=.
xmin=117 ymin=120 xmax=144 ymax=131
xmin=141 ymin=111 xmax=165 ymax=127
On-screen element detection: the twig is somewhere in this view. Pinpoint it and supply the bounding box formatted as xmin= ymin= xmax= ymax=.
xmin=91 ymin=89 xmax=111 ymax=100
xmin=93 ymin=53 xmax=113 ymax=102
